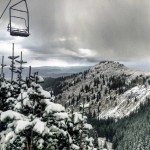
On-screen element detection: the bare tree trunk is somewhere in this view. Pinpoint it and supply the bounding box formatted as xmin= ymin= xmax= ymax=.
xmin=26 ymin=131 xmax=33 ymax=150
xmin=26 ymin=138 xmax=30 ymax=150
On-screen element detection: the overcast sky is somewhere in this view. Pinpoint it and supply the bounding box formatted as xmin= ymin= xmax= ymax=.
xmin=0 ymin=0 xmax=150 ymax=69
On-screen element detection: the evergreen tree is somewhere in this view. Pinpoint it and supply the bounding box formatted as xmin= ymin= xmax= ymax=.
xmin=0 ymin=52 xmax=96 ymax=150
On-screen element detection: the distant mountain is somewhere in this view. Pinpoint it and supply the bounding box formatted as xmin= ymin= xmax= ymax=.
xmin=3 ymin=66 xmax=91 ymax=79
xmin=51 ymin=61 xmax=150 ymax=119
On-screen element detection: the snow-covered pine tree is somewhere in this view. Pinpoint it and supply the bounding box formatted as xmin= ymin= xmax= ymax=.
xmin=0 ymin=56 xmax=15 ymax=134
xmin=0 ymin=80 xmax=13 ymax=111
xmin=0 ymin=52 xmax=97 ymax=150
xmin=1 ymin=77 xmax=96 ymax=149
xmin=8 ymin=43 xmax=20 ymax=99
xmin=15 ymin=51 xmax=27 ymax=88
xmin=1 ymin=56 xmax=7 ymax=80
xmin=79 ymin=99 xmax=95 ymax=150
xmin=0 ymin=56 xmax=14 ymax=112
xmin=66 ymin=99 xmax=95 ymax=150
xmin=8 ymin=43 xmax=19 ymax=84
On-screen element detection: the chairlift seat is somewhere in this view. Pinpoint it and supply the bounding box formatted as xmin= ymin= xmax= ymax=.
xmin=10 ymin=28 xmax=29 ymax=37
xmin=8 ymin=25 xmax=29 ymax=37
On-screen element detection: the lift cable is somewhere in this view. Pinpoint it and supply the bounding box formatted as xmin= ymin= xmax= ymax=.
xmin=0 ymin=0 xmax=12 ymax=20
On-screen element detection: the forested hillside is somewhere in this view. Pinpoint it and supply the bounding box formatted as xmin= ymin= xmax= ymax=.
xmin=88 ymin=98 xmax=150 ymax=149
xmin=51 ymin=61 xmax=150 ymax=119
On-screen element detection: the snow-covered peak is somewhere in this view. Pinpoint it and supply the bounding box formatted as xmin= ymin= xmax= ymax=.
xmin=55 ymin=61 xmax=150 ymax=119
xmin=89 ymin=61 xmax=127 ymax=76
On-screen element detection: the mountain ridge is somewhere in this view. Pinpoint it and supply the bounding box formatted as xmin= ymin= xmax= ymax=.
xmin=54 ymin=61 xmax=150 ymax=119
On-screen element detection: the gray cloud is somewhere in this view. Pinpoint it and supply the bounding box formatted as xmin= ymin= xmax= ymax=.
xmin=0 ymin=0 xmax=150 ymax=66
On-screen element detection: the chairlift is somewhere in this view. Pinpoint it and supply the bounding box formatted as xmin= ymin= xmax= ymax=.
xmin=0 ymin=0 xmax=30 ymax=37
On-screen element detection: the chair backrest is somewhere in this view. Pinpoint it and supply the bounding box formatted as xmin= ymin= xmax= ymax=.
xmin=9 ymin=0 xmax=30 ymax=37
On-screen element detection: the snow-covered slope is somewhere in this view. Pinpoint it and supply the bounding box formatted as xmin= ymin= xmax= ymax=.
xmin=55 ymin=61 xmax=150 ymax=119
xmin=99 ymin=85 xmax=150 ymax=119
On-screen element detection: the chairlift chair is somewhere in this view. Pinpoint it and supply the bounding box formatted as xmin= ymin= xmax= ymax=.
xmin=7 ymin=0 xmax=30 ymax=37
